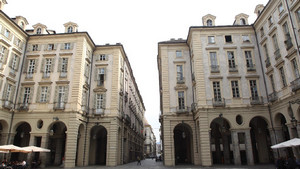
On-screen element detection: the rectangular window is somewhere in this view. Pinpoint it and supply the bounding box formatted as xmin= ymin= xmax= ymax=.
xmin=23 ymin=87 xmax=31 ymax=104
xmin=242 ymin=35 xmax=250 ymax=42
xmin=225 ymin=35 xmax=232 ymax=43
xmin=279 ymin=67 xmax=287 ymax=87
xmin=43 ymin=58 xmax=52 ymax=78
xmin=245 ymin=51 xmax=254 ymax=68
xmin=97 ymin=68 xmax=105 ymax=86
xmin=11 ymin=54 xmax=18 ymax=70
xmin=178 ymin=91 xmax=185 ymax=110
xmin=231 ymin=81 xmax=240 ymax=98
xmin=283 ymin=22 xmax=293 ymax=49
xmin=96 ymin=93 xmax=105 ymax=109
xmin=260 ymin=27 xmax=264 ymax=37
xmin=40 ymin=86 xmax=48 ymax=103
xmin=176 ymin=50 xmax=182 ymax=57
xmin=268 ymin=16 xmax=273 ymax=26
xmin=249 ymin=80 xmax=258 ymax=98
xmin=27 ymin=59 xmax=36 ymax=78
xmin=0 ymin=46 xmax=6 ymax=63
xmin=176 ymin=65 xmax=184 ymax=83
xmin=227 ymin=51 xmax=236 ymax=68
xmin=4 ymin=84 xmax=11 ymax=101
xmin=32 ymin=44 xmax=38 ymax=51
xmin=213 ymin=81 xmax=221 ymax=101
xmin=48 ymin=44 xmax=54 ymax=50
xmin=208 ymin=36 xmax=215 ymax=44
xmin=58 ymin=86 xmax=66 ymax=103
xmin=210 ymin=52 xmax=217 ymax=66
xmin=278 ymin=3 xmax=284 ymax=14
xmin=59 ymin=58 xmax=68 ymax=77
xmin=4 ymin=29 xmax=10 ymax=38
xmin=292 ymin=59 xmax=300 ymax=78
xmin=264 ymin=44 xmax=269 ymax=58
xmin=272 ymin=34 xmax=279 ymax=51
xmin=296 ymin=8 xmax=300 ymax=23
xmin=64 ymin=43 xmax=71 ymax=50
xmin=99 ymin=54 xmax=107 ymax=61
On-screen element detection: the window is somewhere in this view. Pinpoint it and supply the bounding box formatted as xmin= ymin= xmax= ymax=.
xmin=296 ymin=8 xmax=300 ymax=23
xmin=0 ymin=46 xmax=7 ymax=64
xmin=9 ymin=54 xmax=19 ymax=72
xmin=291 ymin=59 xmax=300 ymax=78
xmin=231 ymin=81 xmax=240 ymax=98
xmin=27 ymin=59 xmax=36 ymax=78
xmin=269 ymin=75 xmax=276 ymax=92
xmin=59 ymin=58 xmax=68 ymax=77
xmin=3 ymin=83 xmax=11 ymax=101
xmin=278 ymin=3 xmax=284 ymax=14
xmin=176 ymin=50 xmax=182 ymax=57
xmin=225 ymin=35 xmax=232 ymax=43
xmin=272 ymin=34 xmax=279 ymax=51
xmin=227 ymin=51 xmax=236 ymax=69
xmin=43 ymin=58 xmax=52 ymax=78
xmin=249 ymin=80 xmax=258 ymax=98
xmin=268 ymin=16 xmax=273 ymax=26
xmin=4 ymin=29 xmax=10 ymax=38
xmin=95 ymin=93 xmax=105 ymax=112
xmin=242 ymin=35 xmax=250 ymax=42
xmin=47 ymin=44 xmax=54 ymax=50
xmin=20 ymin=22 xmax=24 ymax=29
xmin=22 ymin=87 xmax=31 ymax=104
xmin=32 ymin=44 xmax=39 ymax=51
xmin=210 ymin=52 xmax=218 ymax=72
xmin=213 ymin=81 xmax=222 ymax=101
xmin=36 ymin=28 xmax=41 ymax=34
xmin=207 ymin=19 xmax=212 ymax=26
xmin=178 ymin=91 xmax=185 ymax=110
xmin=176 ymin=65 xmax=184 ymax=83
xmin=240 ymin=18 xmax=246 ymax=25
xmin=245 ymin=51 xmax=254 ymax=69
xmin=96 ymin=68 xmax=105 ymax=86
xmin=260 ymin=27 xmax=264 ymax=37
xmin=283 ymin=22 xmax=293 ymax=49
xmin=67 ymin=26 xmax=73 ymax=33
xmin=208 ymin=36 xmax=215 ymax=44
xmin=279 ymin=67 xmax=287 ymax=87
xmin=57 ymin=86 xmax=66 ymax=106
xmin=64 ymin=43 xmax=71 ymax=50
xmin=40 ymin=86 xmax=48 ymax=103
xmin=99 ymin=54 xmax=107 ymax=61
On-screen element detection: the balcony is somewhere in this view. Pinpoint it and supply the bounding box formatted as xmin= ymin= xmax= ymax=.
xmin=93 ymin=108 xmax=104 ymax=115
xmin=177 ymin=77 xmax=185 ymax=84
xmin=247 ymin=64 xmax=256 ymax=71
xmin=54 ymin=102 xmax=65 ymax=110
xmin=210 ymin=65 xmax=220 ymax=73
xmin=212 ymin=98 xmax=225 ymax=107
xmin=268 ymin=92 xmax=278 ymax=102
xmin=291 ymin=77 xmax=300 ymax=92
xmin=250 ymin=96 xmax=263 ymax=105
xmin=2 ymin=100 xmax=12 ymax=109
xmin=265 ymin=57 xmax=271 ymax=68
xmin=176 ymin=106 xmax=190 ymax=114
xmin=229 ymin=65 xmax=238 ymax=72
xmin=274 ymin=49 xmax=281 ymax=60
xmin=18 ymin=103 xmax=29 ymax=110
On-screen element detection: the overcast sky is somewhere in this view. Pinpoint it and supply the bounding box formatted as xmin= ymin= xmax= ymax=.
xmin=4 ymin=0 xmax=269 ymax=142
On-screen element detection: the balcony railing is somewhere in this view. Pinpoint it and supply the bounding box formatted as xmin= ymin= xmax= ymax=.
xmin=250 ymin=96 xmax=263 ymax=105
xmin=18 ymin=103 xmax=29 ymax=110
xmin=54 ymin=102 xmax=65 ymax=110
xmin=229 ymin=65 xmax=238 ymax=72
xmin=291 ymin=77 xmax=300 ymax=92
xmin=247 ymin=64 xmax=256 ymax=71
xmin=176 ymin=106 xmax=190 ymax=113
xmin=268 ymin=92 xmax=278 ymax=102
xmin=93 ymin=108 xmax=104 ymax=115
xmin=210 ymin=65 xmax=220 ymax=73
xmin=177 ymin=77 xmax=185 ymax=84
xmin=265 ymin=57 xmax=271 ymax=68
xmin=2 ymin=100 xmax=12 ymax=109
xmin=274 ymin=49 xmax=281 ymax=60
xmin=212 ymin=98 xmax=225 ymax=107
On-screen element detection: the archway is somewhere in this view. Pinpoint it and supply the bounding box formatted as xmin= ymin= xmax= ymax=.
xmin=210 ymin=116 xmax=232 ymax=164
xmin=47 ymin=122 xmax=67 ymax=166
xmin=250 ymin=116 xmax=273 ymax=164
xmin=89 ymin=125 xmax=107 ymax=165
xmin=12 ymin=122 xmax=31 ymax=161
xmin=76 ymin=124 xmax=85 ymax=166
xmin=173 ymin=123 xmax=193 ymax=165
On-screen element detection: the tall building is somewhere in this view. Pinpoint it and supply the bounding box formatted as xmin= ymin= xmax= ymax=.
xmin=0 ymin=0 xmax=145 ymax=167
xmin=143 ymin=118 xmax=156 ymax=158
xmin=158 ymin=0 xmax=300 ymax=166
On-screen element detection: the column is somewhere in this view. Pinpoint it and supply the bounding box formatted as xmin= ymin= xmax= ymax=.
xmin=40 ymin=133 xmax=49 ymax=168
xmin=268 ymin=128 xmax=279 ymax=160
xmin=231 ymin=130 xmax=241 ymax=165
xmin=273 ymin=127 xmax=286 ymax=158
xmin=244 ymin=129 xmax=254 ymax=165
xmin=162 ymin=119 xmax=174 ymax=166
xmin=288 ymin=125 xmax=300 ymax=159
xmin=222 ymin=134 xmax=230 ymax=164
xmin=26 ymin=133 xmax=36 ymax=166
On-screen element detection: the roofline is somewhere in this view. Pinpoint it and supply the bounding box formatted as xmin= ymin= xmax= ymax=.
xmin=253 ymin=0 xmax=272 ymax=25
xmin=0 ymin=10 xmax=28 ymax=36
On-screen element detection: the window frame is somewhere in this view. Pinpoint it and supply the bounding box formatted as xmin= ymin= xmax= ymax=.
xmin=231 ymin=80 xmax=240 ymax=98
xmin=279 ymin=66 xmax=287 ymax=88
xmin=208 ymin=36 xmax=215 ymax=44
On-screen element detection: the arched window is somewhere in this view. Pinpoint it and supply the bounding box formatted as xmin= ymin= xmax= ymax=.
xmin=258 ymin=10 xmax=261 ymax=15
xmin=20 ymin=22 xmax=25 ymax=29
xmin=207 ymin=19 xmax=213 ymax=26
xmin=67 ymin=26 xmax=73 ymax=33
xmin=36 ymin=28 xmax=41 ymax=34
xmin=240 ymin=18 xmax=246 ymax=25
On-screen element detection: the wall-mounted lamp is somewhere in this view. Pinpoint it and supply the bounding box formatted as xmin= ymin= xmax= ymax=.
xmin=53 ymin=117 xmax=59 ymax=121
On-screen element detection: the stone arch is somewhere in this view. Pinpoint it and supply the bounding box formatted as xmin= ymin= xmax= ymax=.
xmin=173 ymin=122 xmax=193 ymax=165
xmin=89 ymin=125 xmax=107 ymax=165
xmin=11 ymin=122 xmax=32 ymax=161
xmin=47 ymin=121 xmax=67 ymax=166
xmin=249 ymin=116 xmax=273 ymax=164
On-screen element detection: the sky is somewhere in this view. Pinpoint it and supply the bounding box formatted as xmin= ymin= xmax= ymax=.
xmin=4 ymin=0 xmax=269 ymax=142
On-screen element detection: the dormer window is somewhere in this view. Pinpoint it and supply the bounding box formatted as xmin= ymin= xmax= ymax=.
xmin=240 ymin=18 xmax=246 ymax=25
xmin=67 ymin=26 xmax=73 ymax=33
xmin=36 ymin=28 xmax=41 ymax=34
xmin=20 ymin=22 xmax=25 ymax=29
xmin=207 ymin=19 xmax=213 ymax=26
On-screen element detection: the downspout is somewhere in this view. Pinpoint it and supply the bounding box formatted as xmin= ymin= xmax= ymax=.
xmin=284 ymin=0 xmax=300 ymax=56
xmin=6 ymin=39 xmax=28 ymax=145
xmin=252 ymin=25 xmax=278 ymax=146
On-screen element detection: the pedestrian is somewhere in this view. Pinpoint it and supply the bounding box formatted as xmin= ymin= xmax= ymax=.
xmin=137 ymin=156 xmax=141 ymax=165
xmin=276 ymin=157 xmax=286 ymax=169
xmin=286 ymin=156 xmax=296 ymax=169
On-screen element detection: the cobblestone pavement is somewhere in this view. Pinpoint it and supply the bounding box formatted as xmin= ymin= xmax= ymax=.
xmin=48 ymin=159 xmax=276 ymax=169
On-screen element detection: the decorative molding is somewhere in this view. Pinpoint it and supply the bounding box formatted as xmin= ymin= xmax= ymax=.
xmin=93 ymin=87 xmax=107 ymax=92
xmin=38 ymin=81 xmax=52 ymax=85
xmin=55 ymin=81 xmax=70 ymax=84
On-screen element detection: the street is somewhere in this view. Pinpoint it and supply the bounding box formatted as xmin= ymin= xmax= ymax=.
xmin=51 ymin=159 xmax=276 ymax=169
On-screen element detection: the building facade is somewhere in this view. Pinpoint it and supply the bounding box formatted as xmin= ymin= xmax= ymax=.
xmin=158 ymin=0 xmax=300 ymax=166
xmin=0 ymin=0 xmax=145 ymax=167
xmin=143 ymin=119 xmax=156 ymax=158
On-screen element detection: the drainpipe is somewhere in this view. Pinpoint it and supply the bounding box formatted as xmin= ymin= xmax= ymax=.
xmin=252 ymin=25 xmax=279 ymax=156
xmin=6 ymin=39 xmax=28 ymax=145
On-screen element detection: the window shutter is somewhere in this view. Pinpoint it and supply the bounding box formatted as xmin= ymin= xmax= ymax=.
xmin=95 ymin=54 xmax=99 ymax=61
xmin=19 ymin=41 xmax=24 ymax=50
xmin=2 ymin=83 xmax=8 ymax=100
xmin=102 ymin=93 xmax=106 ymax=109
xmin=37 ymin=44 xmax=41 ymax=51
xmin=8 ymin=55 xmax=13 ymax=68
xmin=94 ymin=68 xmax=98 ymax=81
xmin=51 ymin=58 xmax=55 ymax=72
xmin=53 ymin=44 xmax=57 ymax=50
xmin=104 ymin=67 xmax=107 ymax=80
xmin=70 ymin=43 xmax=74 ymax=50
xmin=57 ymin=58 xmax=62 ymax=72
xmin=54 ymin=86 xmax=58 ymax=103
xmin=26 ymin=45 xmax=32 ymax=52
xmin=9 ymin=86 xmax=16 ymax=102
xmin=60 ymin=43 xmax=64 ymax=50
xmin=15 ymin=56 xmax=20 ymax=71
xmin=36 ymin=86 xmax=41 ymax=103
xmin=65 ymin=58 xmax=69 ymax=72
xmin=3 ymin=48 xmax=8 ymax=64
xmin=29 ymin=86 xmax=34 ymax=103
xmin=46 ymin=86 xmax=51 ymax=103
xmin=94 ymin=93 xmax=97 ymax=109
xmin=23 ymin=59 xmax=28 ymax=73
xmin=0 ymin=26 xmax=4 ymax=35
xmin=106 ymin=54 xmax=110 ymax=61
xmin=40 ymin=58 xmax=45 ymax=73
xmin=18 ymin=87 xmax=24 ymax=104
xmin=34 ymin=59 xmax=39 ymax=73
xmin=43 ymin=44 xmax=47 ymax=51
xmin=0 ymin=79 xmax=3 ymax=93
xmin=64 ymin=86 xmax=69 ymax=103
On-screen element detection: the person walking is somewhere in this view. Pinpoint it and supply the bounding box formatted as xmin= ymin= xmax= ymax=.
xmin=137 ymin=156 xmax=141 ymax=165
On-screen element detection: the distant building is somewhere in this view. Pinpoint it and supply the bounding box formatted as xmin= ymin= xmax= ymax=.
xmin=143 ymin=118 xmax=156 ymax=158
xmin=0 ymin=0 xmax=145 ymax=167
xmin=158 ymin=0 xmax=300 ymax=167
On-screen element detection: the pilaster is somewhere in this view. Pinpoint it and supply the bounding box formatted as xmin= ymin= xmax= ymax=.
xmin=231 ymin=130 xmax=241 ymax=165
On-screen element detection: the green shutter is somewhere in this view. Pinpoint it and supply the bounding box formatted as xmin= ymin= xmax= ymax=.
xmin=2 ymin=83 xmax=8 ymax=100
xmin=40 ymin=58 xmax=45 ymax=73
xmin=102 ymin=93 xmax=106 ymax=109
xmin=34 ymin=59 xmax=39 ymax=73
xmin=15 ymin=56 xmax=20 ymax=71
xmin=54 ymin=86 xmax=58 ymax=103
xmin=57 ymin=58 xmax=62 ymax=72
xmin=23 ymin=59 xmax=28 ymax=73
xmin=36 ymin=86 xmax=41 ymax=103
xmin=46 ymin=86 xmax=51 ymax=103
xmin=64 ymin=86 xmax=69 ymax=103
xmin=29 ymin=86 xmax=34 ymax=103
xmin=9 ymin=85 xmax=16 ymax=102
